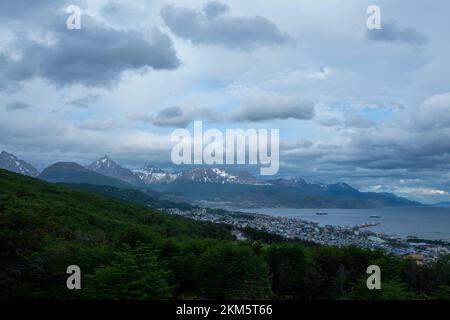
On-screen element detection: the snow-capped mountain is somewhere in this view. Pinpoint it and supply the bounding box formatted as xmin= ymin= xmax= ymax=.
xmin=0 ymin=151 xmax=39 ymax=177
xmin=132 ymin=164 xmax=179 ymax=184
xmin=175 ymin=168 xmax=270 ymax=185
xmin=86 ymin=155 xmax=141 ymax=184
xmin=0 ymin=151 xmax=422 ymax=208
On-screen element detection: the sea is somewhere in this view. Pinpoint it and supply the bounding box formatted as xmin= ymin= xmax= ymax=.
xmin=237 ymin=206 xmax=450 ymax=241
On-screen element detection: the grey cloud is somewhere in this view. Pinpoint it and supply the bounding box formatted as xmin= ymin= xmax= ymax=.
xmin=5 ymin=101 xmax=31 ymax=111
xmin=284 ymin=123 xmax=450 ymax=175
xmin=101 ymin=1 xmax=132 ymax=18
xmin=130 ymin=106 xmax=196 ymax=128
xmin=0 ymin=13 xmax=180 ymax=88
xmin=152 ymin=106 xmax=193 ymax=127
xmin=316 ymin=112 xmax=375 ymax=128
xmin=100 ymin=0 xmax=153 ymax=28
xmin=131 ymin=93 xmax=314 ymax=128
xmin=147 ymin=106 xmax=222 ymax=127
xmin=67 ymin=94 xmax=101 ymax=109
xmin=75 ymin=119 xmax=124 ymax=131
xmin=279 ymin=92 xmax=450 ymax=190
xmin=366 ymin=21 xmax=429 ymax=47
xmin=0 ymin=116 xmax=173 ymax=169
xmin=161 ymin=2 xmax=290 ymax=50
xmin=230 ymin=92 xmax=315 ymax=122
xmin=316 ymin=114 xmax=342 ymax=127
xmin=412 ymin=92 xmax=450 ymax=130
xmin=0 ymin=0 xmax=66 ymax=21
xmin=203 ymin=1 xmax=229 ymax=18
xmin=343 ymin=112 xmax=375 ymax=128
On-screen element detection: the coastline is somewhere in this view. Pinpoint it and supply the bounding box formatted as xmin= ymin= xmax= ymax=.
xmin=162 ymin=206 xmax=450 ymax=265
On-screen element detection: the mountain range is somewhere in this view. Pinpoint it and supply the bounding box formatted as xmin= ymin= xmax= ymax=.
xmin=0 ymin=150 xmax=423 ymax=208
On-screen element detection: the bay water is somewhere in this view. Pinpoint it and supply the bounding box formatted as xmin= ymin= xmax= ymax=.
xmin=238 ymin=206 xmax=450 ymax=241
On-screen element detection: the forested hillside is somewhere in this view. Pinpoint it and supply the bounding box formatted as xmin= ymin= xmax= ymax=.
xmin=1 ymin=169 xmax=449 ymax=300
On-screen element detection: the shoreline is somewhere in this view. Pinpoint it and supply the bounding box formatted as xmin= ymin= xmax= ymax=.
xmin=234 ymin=206 xmax=450 ymax=242
xmin=161 ymin=206 xmax=450 ymax=265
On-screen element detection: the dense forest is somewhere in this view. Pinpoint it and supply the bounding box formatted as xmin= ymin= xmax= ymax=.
xmin=1 ymin=169 xmax=450 ymax=300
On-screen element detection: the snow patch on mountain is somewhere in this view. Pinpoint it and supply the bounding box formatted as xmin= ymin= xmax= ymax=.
xmin=176 ymin=168 xmax=270 ymax=185
xmin=87 ymin=155 xmax=141 ymax=184
xmin=0 ymin=151 xmax=40 ymax=177
xmin=132 ymin=165 xmax=179 ymax=184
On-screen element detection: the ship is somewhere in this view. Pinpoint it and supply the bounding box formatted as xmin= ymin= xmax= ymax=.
xmin=316 ymin=211 xmax=328 ymax=216
xmin=369 ymin=215 xmax=381 ymax=219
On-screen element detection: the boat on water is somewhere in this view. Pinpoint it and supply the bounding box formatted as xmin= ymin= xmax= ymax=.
xmin=316 ymin=212 xmax=328 ymax=216
xmin=369 ymin=215 xmax=381 ymax=219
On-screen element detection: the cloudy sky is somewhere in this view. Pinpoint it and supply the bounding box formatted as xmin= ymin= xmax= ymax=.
xmin=1 ymin=0 xmax=450 ymax=203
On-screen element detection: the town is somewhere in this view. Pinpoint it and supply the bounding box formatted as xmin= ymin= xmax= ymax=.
xmin=162 ymin=207 xmax=450 ymax=265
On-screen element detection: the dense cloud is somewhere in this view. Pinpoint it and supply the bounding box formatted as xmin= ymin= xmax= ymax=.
xmin=135 ymin=91 xmax=314 ymax=127
xmin=306 ymin=94 xmax=450 ymax=182
xmin=75 ymin=119 xmax=125 ymax=131
xmin=0 ymin=20 xmax=180 ymax=87
xmin=203 ymin=1 xmax=229 ymax=18
xmin=0 ymin=0 xmax=65 ymax=20
xmin=5 ymin=101 xmax=31 ymax=111
xmin=0 ymin=2 xmax=180 ymax=88
xmin=150 ymin=106 xmax=195 ymax=128
xmin=366 ymin=21 xmax=429 ymax=47
xmin=161 ymin=2 xmax=290 ymax=50
xmin=412 ymin=92 xmax=450 ymax=130
xmin=230 ymin=91 xmax=315 ymax=122
xmin=67 ymin=94 xmax=101 ymax=109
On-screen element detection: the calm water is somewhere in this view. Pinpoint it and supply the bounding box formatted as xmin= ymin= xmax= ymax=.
xmin=237 ymin=206 xmax=450 ymax=241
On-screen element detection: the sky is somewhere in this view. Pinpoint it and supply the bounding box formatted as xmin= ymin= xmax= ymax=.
xmin=1 ymin=0 xmax=450 ymax=203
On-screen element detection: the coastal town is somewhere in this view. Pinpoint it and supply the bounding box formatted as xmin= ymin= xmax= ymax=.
xmin=162 ymin=207 xmax=450 ymax=265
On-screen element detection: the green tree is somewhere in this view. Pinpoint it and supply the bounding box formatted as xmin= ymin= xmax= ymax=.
xmin=266 ymin=244 xmax=308 ymax=299
xmin=435 ymin=285 xmax=450 ymax=300
xmin=82 ymin=245 xmax=171 ymax=299
xmin=194 ymin=242 xmax=272 ymax=299
xmin=348 ymin=279 xmax=418 ymax=300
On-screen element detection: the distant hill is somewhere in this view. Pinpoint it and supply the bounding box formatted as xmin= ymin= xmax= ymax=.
xmin=39 ymin=162 xmax=131 ymax=188
xmin=435 ymin=201 xmax=450 ymax=207
xmin=156 ymin=179 xmax=422 ymax=209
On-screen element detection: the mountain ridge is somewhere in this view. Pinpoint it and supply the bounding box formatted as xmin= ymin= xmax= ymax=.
xmin=0 ymin=152 xmax=425 ymax=208
xmin=0 ymin=151 xmax=40 ymax=177
xmin=86 ymin=155 xmax=142 ymax=184
xmin=39 ymin=162 xmax=131 ymax=188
